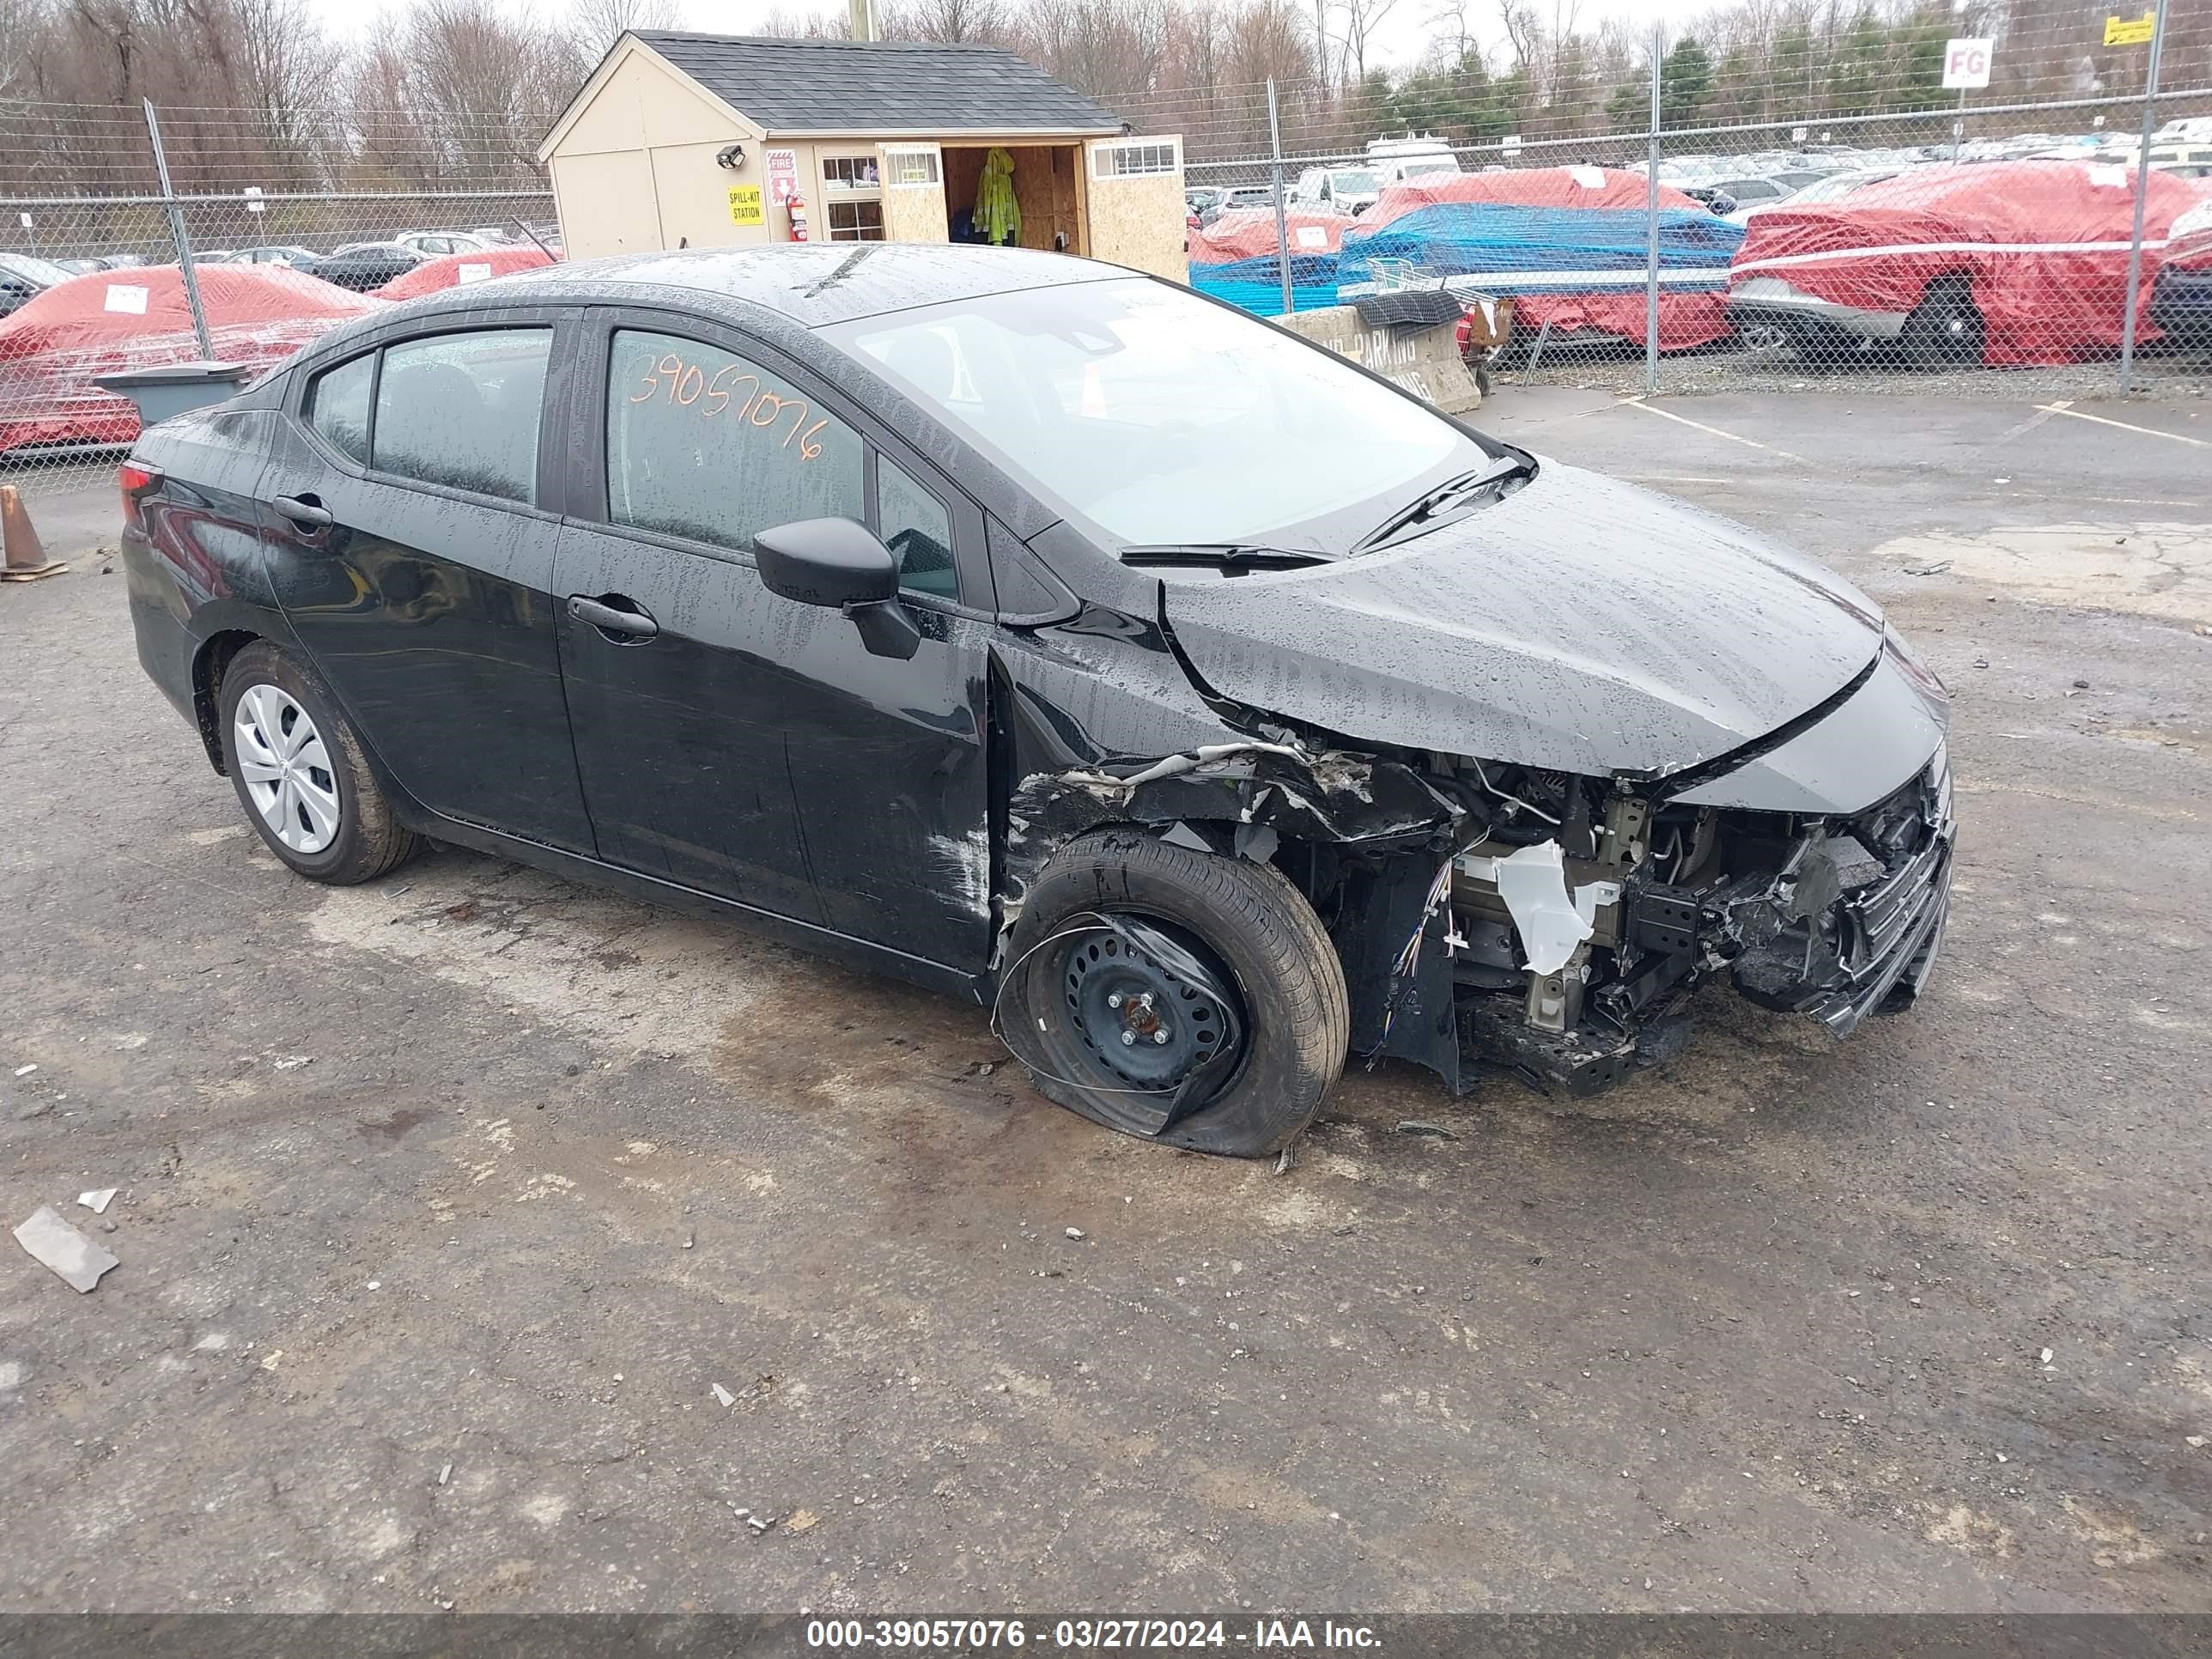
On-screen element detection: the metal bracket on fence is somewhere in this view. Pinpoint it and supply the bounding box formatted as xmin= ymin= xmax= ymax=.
xmin=143 ymin=99 xmax=214 ymax=362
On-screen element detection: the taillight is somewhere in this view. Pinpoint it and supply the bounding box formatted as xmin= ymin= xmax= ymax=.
xmin=118 ymin=461 xmax=161 ymax=530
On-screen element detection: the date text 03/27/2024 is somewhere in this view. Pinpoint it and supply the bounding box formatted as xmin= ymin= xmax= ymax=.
xmin=803 ymin=1618 xmax=1382 ymax=1650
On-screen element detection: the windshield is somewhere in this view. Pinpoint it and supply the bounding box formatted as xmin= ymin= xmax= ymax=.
xmin=831 ymin=276 xmax=1486 ymax=552
xmin=1398 ymin=158 xmax=1457 ymax=177
xmin=1329 ymin=169 xmax=1381 ymax=196
xmin=0 ymin=252 xmax=71 ymax=286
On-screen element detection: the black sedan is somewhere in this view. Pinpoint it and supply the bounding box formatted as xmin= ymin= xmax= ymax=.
xmin=120 ymin=245 xmax=1954 ymax=1157
xmin=307 ymin=242 xmax=427 ymax=292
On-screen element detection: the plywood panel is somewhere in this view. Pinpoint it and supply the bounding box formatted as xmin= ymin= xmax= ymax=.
xmin=877 ymin=143 xmax=948 ymax=243
xmin=550 ymin=149 xmax=662 ymax=258
xmin=1084 ymin=169 xmax=1188 ymax=283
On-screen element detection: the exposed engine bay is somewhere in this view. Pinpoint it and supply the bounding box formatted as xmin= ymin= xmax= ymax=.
xmin=1370 ymin=746 xmax=1955 ymax=1097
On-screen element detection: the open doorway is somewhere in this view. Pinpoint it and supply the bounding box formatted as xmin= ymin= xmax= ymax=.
xmin=939 ymin=143 xmax=1085 ymax=255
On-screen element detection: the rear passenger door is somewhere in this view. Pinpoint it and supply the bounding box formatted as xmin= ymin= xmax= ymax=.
xmin=261 ymin=314 xmax=595 ymax=853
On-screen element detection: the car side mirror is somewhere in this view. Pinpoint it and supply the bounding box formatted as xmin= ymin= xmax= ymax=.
xmin=752 ymin=517 xmax=921 ymax=661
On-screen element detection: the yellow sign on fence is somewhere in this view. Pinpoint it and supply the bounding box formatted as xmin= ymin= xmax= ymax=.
xmin=2104 ymin=13 xmax=2154 ymax=45
xmin=726 ymin=185 xmax=765 ymax=227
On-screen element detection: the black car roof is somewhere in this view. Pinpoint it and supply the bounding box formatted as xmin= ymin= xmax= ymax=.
xmin=387 ymin=243 xmax=1125 ymax=332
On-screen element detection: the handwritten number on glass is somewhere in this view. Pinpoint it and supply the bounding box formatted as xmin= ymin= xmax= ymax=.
xmin=629 ymin=350 xmax=826 ymax=461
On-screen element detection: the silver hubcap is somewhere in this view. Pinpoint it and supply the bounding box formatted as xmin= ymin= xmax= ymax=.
xmin=234 ymin=683 xmax=340 ymax=854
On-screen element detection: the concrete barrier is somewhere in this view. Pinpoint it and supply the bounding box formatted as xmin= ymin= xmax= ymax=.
xmin=1273 ymin=304 xmax=1485 ymax=414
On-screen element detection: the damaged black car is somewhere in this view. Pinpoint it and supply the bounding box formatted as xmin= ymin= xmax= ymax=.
xmin=120 ymin=244 xmax=1953 ymax=1158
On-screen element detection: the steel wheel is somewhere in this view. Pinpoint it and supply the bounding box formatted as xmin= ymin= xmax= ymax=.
xmin=1036 ymin=914 xmax=1249 ymax=1130
xmin=232 ymin=682 xmax=341 ymax=854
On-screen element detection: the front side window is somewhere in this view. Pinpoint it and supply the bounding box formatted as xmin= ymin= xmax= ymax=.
xmin=372 ymin=329 xmax=550 ymax=504
xmin=878 ymin=457 xmax=956 ymax=599
xmin=307 ymin=352 xmax=374 ymax=465
xmin=605 ymin=329 xmax=863 ymax=554
xmin=834 ymin=276 xmax=1480 ymax=552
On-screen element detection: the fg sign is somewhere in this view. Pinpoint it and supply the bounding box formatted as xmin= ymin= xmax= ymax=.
xmin=1942 ymin=37 xmax=1993 ymax=88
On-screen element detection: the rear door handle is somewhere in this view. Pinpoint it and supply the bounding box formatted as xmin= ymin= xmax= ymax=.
xmin=272 ymin=494 xmax=333 ymax=529
xmin=568 ymin=594 xmax=659 ymax=640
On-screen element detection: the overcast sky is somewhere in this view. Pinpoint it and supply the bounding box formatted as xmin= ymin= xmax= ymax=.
xmin=296 ymin=0 xmax=1695 ymax=80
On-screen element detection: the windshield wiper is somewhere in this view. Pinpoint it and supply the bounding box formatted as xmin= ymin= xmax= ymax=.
xmin=1352 ymin=455 xmax=1534 ymax=554
xmin=1118 ymin=544 xmax=1334 ymax=573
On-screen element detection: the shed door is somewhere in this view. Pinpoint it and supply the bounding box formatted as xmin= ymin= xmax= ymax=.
xmin=1083 ymin=137 xmax=1187 ymax=282
xmin=877 ymin=143 xmax=949 ymax=243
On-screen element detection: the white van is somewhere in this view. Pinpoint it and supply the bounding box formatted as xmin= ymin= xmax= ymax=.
xmin=1366 ymin=134 xmax=1462 ymax=186
xmin=1290 ymin=164 xmax=1383 ymax=214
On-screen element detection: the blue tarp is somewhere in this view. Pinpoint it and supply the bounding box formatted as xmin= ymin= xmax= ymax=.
xmin=1189 ymin=252 xmax=1342 ymax=315
xmin=1336 ymin=204 xmax=1744 ymax=294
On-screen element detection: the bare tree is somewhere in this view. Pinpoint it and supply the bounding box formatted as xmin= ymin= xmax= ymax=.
xmin=1331 ymin=0 xmax=1403 ymax=87
xmin=567 ymin=0 xmax=679 ymax=60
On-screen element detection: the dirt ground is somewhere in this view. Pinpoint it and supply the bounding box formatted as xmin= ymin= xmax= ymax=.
xmin=1 ymin=386 xmax=2207 ymax=1615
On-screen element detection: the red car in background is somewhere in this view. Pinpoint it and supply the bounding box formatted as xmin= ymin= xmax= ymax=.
xmin=374 ymin=246 xmax=556 ymax=301
xmin=0 ymin=264 xmax=380 ymax=454
xmin=1727 ymin=160 xmax=2212 ymax=367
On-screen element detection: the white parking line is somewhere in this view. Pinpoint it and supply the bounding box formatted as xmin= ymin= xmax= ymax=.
xmin=1617 ymin=398 xmax=1816 ymax=468
xmin=2038 ymin=404 xmax=2209 ymax=447
xmin=1995 ymin=399 xmax=2069 ymax=443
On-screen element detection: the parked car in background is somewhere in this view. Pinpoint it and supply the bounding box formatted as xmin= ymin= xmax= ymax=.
xmin=2148 ymin=143 xmax=2212 ymax=179
xmin=394 ymin=230 xmax=497 ymax=258
xmin=1727 ymin=160 xmax=2212 ymax=368
xmin=2148 ymin=199 xmax=2212 ymax=344
xmin=311 ymin=242 xmax=428 ymax=292
xmin=191 ymin=249 xmax=236 ymax=264
xmin=0 ymin=263 xmax=378 ymax=454
xmin=0 ymin=251 xmax=70 ymax=319
xmin=1729 ymin=167 xmax=1902 ymax=223
xmin=1366 ymin=134 xmax=1461 ymax=187
xmin=1290 ymin=165 xmax=1382 ymax=215
xmin=117 ymin=243 xmax=1953 ymax=1157
xmin=228 ymin=246 xmax=322 ymax=269
xmin=1199 ymin=184 xmax=1280 ymax=226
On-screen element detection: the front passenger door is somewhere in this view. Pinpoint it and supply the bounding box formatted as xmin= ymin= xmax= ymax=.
xmin=551 ymin=318 xmax=994 ymax=967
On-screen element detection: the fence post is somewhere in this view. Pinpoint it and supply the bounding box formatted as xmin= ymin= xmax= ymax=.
xmin=1644 ymin=27 xmax=1662 ymax=397
xmin=2117 ymin=0 xmax=2169 ymax=396
xmin=1267 ymin=79 xmax=1294 ymax=318
xmin=143 ymin=99 xmax=216 ymax=362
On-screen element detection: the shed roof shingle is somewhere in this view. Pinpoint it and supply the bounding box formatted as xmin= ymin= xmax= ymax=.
xmin=629 ymin=31 xmax=1126 ymax=135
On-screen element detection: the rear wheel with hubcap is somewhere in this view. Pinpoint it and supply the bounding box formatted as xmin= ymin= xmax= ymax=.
xmin=217 ymin=641 xmax=420 ymax=884
xmin=1001 ymin=830 xmax=1349 ymax=1158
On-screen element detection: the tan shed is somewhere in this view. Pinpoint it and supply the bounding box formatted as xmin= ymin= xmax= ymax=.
xmin=537 ymin=32 xmax=1187 ymax=283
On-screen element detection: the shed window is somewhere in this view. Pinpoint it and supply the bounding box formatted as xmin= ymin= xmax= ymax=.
xmin=884 ymin=148 xmax=941 ymax=188
xmin=827 ymin=200 xmax=884 ymax=241
xmin=1092 ymin=140 xmax=1177 ymax=179
xmin=821 ymin=155 xmax=882 ymax=193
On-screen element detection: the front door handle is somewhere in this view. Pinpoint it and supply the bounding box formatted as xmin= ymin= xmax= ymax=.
xmin=272 ymin=493 xmax=333 ymax=530
xmin=568 ymin=593 xmax=659 ymax=640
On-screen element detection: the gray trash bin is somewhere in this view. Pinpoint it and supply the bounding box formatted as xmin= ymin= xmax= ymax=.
xmin=91 ymin=361 xmax=252 ymax=428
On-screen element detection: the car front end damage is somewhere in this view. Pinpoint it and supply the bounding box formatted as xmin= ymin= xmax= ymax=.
xmin=1000 ymin=636 xmax=1953 ymax=1109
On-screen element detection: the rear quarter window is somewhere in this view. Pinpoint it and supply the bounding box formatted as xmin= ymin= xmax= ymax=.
xmin=307 ymin=354 xmax=374 ymax=465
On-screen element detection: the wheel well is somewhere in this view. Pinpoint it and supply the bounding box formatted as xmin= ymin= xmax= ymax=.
xmin=191 ymin=630 xmax=261 ymax=775
xmin=1921 ymin=272 xmax=1977 ymax=307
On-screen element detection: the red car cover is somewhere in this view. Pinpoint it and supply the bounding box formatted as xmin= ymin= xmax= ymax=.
xmin=375 ymin=246 xmax=556 ymax=300
xmin=1730 ymin=161 xmax=2212 ymax=366
xmin=1188 ymin=208 xmax=1356 ymax=264
xmin=1364 ymin=165 xmax=1733 ymax=351
xmin=0 ymin=264 xmax=380 ymax=453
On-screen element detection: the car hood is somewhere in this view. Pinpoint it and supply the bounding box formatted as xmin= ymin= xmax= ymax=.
xmin=1161 ymin=461 xmax=1884 ymax=779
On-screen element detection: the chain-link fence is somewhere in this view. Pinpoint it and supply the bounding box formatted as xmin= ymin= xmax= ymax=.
xmin=7 ymin=3 xmax=2212 ymax=504
xmin=0 ymin=96 xmax=556 ymax=495
xmin=1173 ymin=3 xmax=2212 ymax=398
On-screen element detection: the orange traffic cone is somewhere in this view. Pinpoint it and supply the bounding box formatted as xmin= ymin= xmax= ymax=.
xmin=0 ymin=483 xmax=66 ymax=582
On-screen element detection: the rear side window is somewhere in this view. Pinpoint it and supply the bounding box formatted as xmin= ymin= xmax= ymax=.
xmin=373 ymin=329 xmax=550 ymax=505
xmin=307 ymin=354 xmax=373 ymax=465
xmin=605 ymin=329 xmax=862 ymax=553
